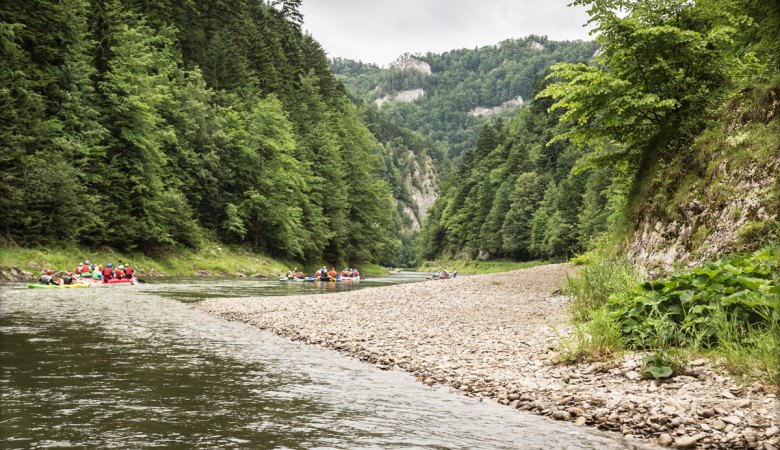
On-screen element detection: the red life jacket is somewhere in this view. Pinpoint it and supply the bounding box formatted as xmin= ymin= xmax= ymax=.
xmin=103 ymin=267 xmax=113 ymax=278
xmin=125 ymin=266 xmax=134 ymax=275
xmin=81 ymin=265 xmax=90 ymax=274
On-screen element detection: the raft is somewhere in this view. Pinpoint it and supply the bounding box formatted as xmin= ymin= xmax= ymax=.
xmin=279 ymin=276 xmax=317 ymax=282
xmin=27 ymin=283 xmax=90 ymax=289
xmin=75 ymin=277 xmax=137 ymax=286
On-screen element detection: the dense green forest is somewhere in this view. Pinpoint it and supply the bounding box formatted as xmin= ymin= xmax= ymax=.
xmin=332 ymin=37 xmax=599 ymax=159
xmin=0 ymin=0 xmax=400 ymax=265
xmin=417 ymin=0 xmax=779 ymax=264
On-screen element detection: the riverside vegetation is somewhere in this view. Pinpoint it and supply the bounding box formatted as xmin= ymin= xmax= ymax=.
xmin=1 ymin=0 xmax=400 ymax=267
xmin=2 ymin=0 xmax=779 ymax=446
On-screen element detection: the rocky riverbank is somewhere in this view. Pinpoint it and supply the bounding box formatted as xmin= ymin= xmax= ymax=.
xmin=0 ymin=266 xmax=36 ymax=282
xmin=195 ymin=264 xmax=779 ymax=449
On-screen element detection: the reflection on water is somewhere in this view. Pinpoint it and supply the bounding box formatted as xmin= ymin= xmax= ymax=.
xmin=141 ymin=271 xmax=433 ymax=302
xmin=0 ymin=277 xmax=632 ymax=449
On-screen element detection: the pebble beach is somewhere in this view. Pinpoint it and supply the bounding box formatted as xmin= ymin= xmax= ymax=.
xmin=195 ymin=264 xmax=779 ymax=449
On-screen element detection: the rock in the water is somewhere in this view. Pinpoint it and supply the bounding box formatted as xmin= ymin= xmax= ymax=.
xmin=766 ymin=425 xmax=780 ymax=438
xmin=574 ymin=416 xmax=586 ymax=427
xmin=551 ymin=410 xmax=571 ymax=421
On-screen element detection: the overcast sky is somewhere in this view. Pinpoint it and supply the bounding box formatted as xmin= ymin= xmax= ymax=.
xmin=299 ymin=0 xmax=594 ymax=66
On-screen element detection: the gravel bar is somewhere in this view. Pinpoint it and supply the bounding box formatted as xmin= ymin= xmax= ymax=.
xmin=195 ymin=264 xmax=779 ymax=449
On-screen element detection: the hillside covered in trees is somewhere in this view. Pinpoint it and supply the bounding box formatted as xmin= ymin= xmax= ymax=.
xmin=1 ymin=0 xmax=400 ymax=265
xmin=417 ymin=0 xmax=779 ymax=267
xmin=332 ymin=36 xmax=599 ymax=159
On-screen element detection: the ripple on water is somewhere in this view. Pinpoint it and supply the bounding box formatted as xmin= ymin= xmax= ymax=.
xmin=1 ymin=283 xmax=634 ymax=449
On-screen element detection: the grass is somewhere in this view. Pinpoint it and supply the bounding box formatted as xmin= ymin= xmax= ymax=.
xmin=416 ymin=259 xmax=547 ymax=275
xmin=0 ymin=244 xmax=393 ymax=278
xmin=566 ymin=247 xmax=644 ymax=322
xmin=704 ymin=306 xmax=780 ymax=384
xmin=555 ymin=307 xmax=625 ymax=364
xmin=0 ymin=244 xmax=294 ymax=278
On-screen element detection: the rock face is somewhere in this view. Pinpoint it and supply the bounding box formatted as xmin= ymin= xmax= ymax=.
xmin=0 ymin=266 xmax=36 ymax=282
xmin=468 ymin=95 xmax=524 ymax=117
xmin=627 ymin=156 xmax=779 ymax=275
xmin=375 ymin=88 xmax=425 ymax=108
xmin=196 ymin=264 xmax=778 ymax=449
xmin=391 ymin=57 xmax=432 ymax=75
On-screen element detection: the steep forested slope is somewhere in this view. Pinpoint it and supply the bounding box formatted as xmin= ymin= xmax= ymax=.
xmin=0 ymin=0 xmax=396 ymax=265
xmin=418 ymin=0 xmax=779 ymax=268
xmin=332 ymin=36 xmax=598 ymax=159
xmin=360 ymin=107 xmax=445 ymax=265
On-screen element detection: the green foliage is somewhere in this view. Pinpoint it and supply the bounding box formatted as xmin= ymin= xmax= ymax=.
xmin=608 ymin=247 xmax=780 ymax=350
xmin=0 ymin=243 xmax=291 ymax=278
xmin=566 ymin=245 xmax=644 ymax=322
xmin=555 ymin=308 xmax=624 ymax=364
xmin=0 ymin=0 xmax=397 ymax=267
xmin=334 ymin=36 xmax=598 ymax=160
xmin=539 ymin=0 xmax=777 ymax=170
xmin=641 ymin=352 xmax=683 ymax=380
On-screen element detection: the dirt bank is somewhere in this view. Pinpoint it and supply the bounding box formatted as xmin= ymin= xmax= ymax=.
xmin=195 ymin=264 xmax=778 ymax=449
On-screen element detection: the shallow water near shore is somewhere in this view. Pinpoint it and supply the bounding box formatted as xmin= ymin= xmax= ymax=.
xmin=1 ymin=276 xmax=632 ymax=449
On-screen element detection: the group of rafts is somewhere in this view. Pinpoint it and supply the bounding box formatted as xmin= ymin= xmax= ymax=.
xmin=280 ymin=266 xmax=362 ymax=283
xmin=27 ymin=262 xmax=137 ymax=289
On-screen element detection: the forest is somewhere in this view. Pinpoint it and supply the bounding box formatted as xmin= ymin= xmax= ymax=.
xmin=416 ymin=0 xmax=779 ymax=265
xmin=333 ymin=36 xmax=599 ymax=159
xmin=2 ymin=0 xmax=777 ymax=271
xmin=1 ymin=0 xmax=398 ymax=265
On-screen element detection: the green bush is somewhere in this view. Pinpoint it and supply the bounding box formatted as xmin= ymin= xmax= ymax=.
xmin=603 ymin=247 xmax=780 ymax=382
xmin=608 ymin=247 xmax=779 ymax=348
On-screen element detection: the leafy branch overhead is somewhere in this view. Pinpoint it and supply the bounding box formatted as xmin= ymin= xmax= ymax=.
xmin=537 ymin=0 xmax=771 ymax=170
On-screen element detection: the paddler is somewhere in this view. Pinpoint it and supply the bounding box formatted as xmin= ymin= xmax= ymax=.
xmin=39 ymin=269 xmax=59 ymax=285
xmin=61 ymin=272 xmax=75 ymax=285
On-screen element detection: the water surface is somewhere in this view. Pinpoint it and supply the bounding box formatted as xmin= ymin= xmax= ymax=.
xmin=1 ymin=276 xmax=632 ymax=449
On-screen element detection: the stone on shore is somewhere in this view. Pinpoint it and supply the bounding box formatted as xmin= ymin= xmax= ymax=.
xmin=195 ymin=264 xmax=777 ymax=449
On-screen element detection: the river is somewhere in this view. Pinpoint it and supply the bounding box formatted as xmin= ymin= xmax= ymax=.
xmin=1 ymin=275 xmax=633 ymax=449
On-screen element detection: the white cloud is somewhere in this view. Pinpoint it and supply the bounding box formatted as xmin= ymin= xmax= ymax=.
xmin=300 ymin=0 xmax=593 ymax=66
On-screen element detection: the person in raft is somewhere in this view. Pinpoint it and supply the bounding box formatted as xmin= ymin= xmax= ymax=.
xmin=61 ymin=272 xmax=76 ymax=285
xmin=115 ymin=265 xmax=126 ymax=279
xmin=102 ymin=263 xmax=115 ymax=279
xmin=92 ymin=266 xmax=103 ymax=279
xmin=39 ymin=269 xmax=59 ymax=285
xmin=124 ymin=264 xmax=134 ymax=279
xmin=327 ymin=267 xmax=338 ymax=279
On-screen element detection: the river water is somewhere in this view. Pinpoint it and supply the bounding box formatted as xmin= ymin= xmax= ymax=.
xmin=1 ymin=275 xmax=633 ymax=449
